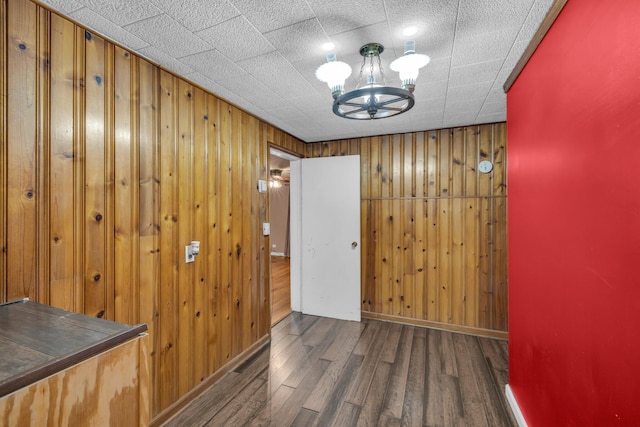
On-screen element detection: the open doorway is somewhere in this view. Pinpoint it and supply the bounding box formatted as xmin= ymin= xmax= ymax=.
xmin=269 ymin=148 xmax=299 ymax=325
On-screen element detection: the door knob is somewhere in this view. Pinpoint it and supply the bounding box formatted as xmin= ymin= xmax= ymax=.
xmin=352 ymin=241 xmax=358 ymax=248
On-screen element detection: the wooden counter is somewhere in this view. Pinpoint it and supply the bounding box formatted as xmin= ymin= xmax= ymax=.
xmin=0 ymin=299 xmax=149 ymax=426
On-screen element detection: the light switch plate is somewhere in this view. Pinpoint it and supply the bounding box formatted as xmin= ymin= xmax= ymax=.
xmin=262 ymin=222 xmax=270 ymax=236
xmin=258 ymin=180 xmax=268 ymax=193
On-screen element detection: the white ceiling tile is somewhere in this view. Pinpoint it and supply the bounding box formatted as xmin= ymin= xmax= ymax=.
xmin=451 ymin=28 xmax=520 ymax=67
xmin=216 ymin=74 xmax=286 ymax=109
xmin=281 ymin=115 xmax=317 ymax=130
xmin=330 ymin=21 xmax=394 ymax=59
xmin=415 ymin=81 xmax=448 ymax=100
xmin=409 ymin=108 xmax=444 ymax=123
xmin=230 ymin=0 xmax=315 ymax=33
xmin=412 ymin=97 xmax=446 ymax=113
xmin=415 ymin=56 xmax=451 ymax=83
xmin=196 ymin=16 xmax=275 ymax=62
xmin=136 ymin=45 xmax=194 ymax=76
xmin=445 ymin=97 xmax=485 ymax=113
xmin=479 ymin=101 xmax=505 ymax=115
xmin=125 ymin=14 xmax=211 ymax=58
xmin=148 ymin=0 xmax=240 ymax=32
xmin=268 ymin=104 xmax=309 ymax=120
xmin=418 ymin=33 xmax=454 ymax=61
xmin=70 ymin=8 xmax=149 ymax=50
xmin=485 ymin=87 xmax=507 ymax=104
xmin=75 ymin=0 xmax=163 ymax=26
xmin=457 ymin=0 xmax=534 ymax=35
xmin=264 ymin=18 xmax=328 ymax=64
xmin=179 ymin=49 xmax=247 ymax=81
xmin=443 ymin=112 xmax=479 ymax=128
xmin=384 ymin=0 xmax=458 ymax=58
xmin=517 ymin=0 xmax=555 ymax=42
xmin=447 ymin=81 xmax=493 ymax=101
xmin=476 ymin=111 xmax=507 ymax=124
xmin=449 ymin=59 xmax=503 ymax=87
xmin=287 ymin=93 xmax=330 ymax=112
xmin=308 ymin=0 xmax=386 ymax=36
xmin=493 ymin=68 xmax=513 ymax=90
xmin=40 ymin=0 xmax=83 ymax=13
xmin=237 ymin=52 xmax=317 ymax=100
xmin=502 ymin=41 xmax=529 ymax=71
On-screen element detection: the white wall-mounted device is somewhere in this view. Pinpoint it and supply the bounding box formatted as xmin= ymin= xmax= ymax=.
xmin=478 ymin=160 xmax=494 ymax=173
xmin=262 ymin=223 xmax=270 ymax=236
xmin=185 ymin=241 xmax=200 ymax=263
xmin=258 ymin=179 xmax=268 ymax=193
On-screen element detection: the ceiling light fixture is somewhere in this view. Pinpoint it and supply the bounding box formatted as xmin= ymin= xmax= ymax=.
xmin=315 ymin=41 xmax=430 ymax=120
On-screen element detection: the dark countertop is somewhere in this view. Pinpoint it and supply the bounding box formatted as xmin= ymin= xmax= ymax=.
xmin=0 ymin=299 xmax=147 ymax=397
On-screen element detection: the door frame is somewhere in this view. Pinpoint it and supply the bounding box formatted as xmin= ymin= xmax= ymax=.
xmin=268 ymin=147 xmax=301 ymax=323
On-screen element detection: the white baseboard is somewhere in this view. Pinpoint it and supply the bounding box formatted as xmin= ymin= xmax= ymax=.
xmin=270 ymin=252 xmax=286 ymax=257
xmin=505 ymin=384 xmax=528 ymax=427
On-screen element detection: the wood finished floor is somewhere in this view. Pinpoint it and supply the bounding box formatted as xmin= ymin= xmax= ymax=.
xmin=164 ymin=313 xmax=515 ymax=427
xmin=271 ymin=256 xmax=291 ymax=326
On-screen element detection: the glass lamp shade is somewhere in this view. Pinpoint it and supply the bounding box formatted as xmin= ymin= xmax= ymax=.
xmin=315 ymin=60 xmax=352 ymax=98
xmin=390 ymin=53 xmax=430 ymax=91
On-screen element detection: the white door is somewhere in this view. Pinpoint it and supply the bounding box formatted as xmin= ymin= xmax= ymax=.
xmin=298 ymin=155 xmax=361 ymax=321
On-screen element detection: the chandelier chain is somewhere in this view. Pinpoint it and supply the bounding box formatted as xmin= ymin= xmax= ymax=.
xmin=370 ymin=55 xmax=374 ymax=83
xmin=377 ymin=54 xmax=385 ymax=84
xmin=358 ymin=55 xmax=366 ymax=81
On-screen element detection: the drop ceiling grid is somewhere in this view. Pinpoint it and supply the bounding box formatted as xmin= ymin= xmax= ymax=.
xmin=37 ymin=0 xmax=554 ymax=143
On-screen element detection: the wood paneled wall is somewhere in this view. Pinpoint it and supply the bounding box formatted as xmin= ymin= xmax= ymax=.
xmin=305 ymin=124 xmax=508 ymax=337
xmin=0 ymin=0 xmax=305 ymax=418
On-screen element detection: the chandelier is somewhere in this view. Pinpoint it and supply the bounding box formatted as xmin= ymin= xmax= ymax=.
xmin=315 ymin=41 xmax=430 ymax=120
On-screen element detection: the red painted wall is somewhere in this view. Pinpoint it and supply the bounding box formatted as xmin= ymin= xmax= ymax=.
xmin=507 ymin=0 xmax=640 ymax=425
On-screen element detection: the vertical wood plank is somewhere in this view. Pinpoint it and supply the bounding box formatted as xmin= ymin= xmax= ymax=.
xmin=218 ymin=100 xmax=232 ymax=366
xmin=103 ymin=40 xmax=115 ymax=322
xmin=207 ymin=93 xmax=220 ymax=375
xmin=83 ymin=30 xmax=107 ymax=318
xmin=72 ymin=25 xmax=85 ymax=314
xmin=230 ymin=105 xmax=243 ymax=358
xmin=258 ymin=122 xmax=268 ymax=339
xmin=240 ymin=110 xmax=254 ymax=349
xmin=478 ymin=128 xmax=493 ymax=329
xmin=114 ymin=46 xmax=136 ymax=324
xmin=414 ymin=133 xmax=425 ymax=319
xmin=6 ymin=0 xmax=37 ymax=301
xmin=36 ymin=6 xmax=50 ymax=306
xmin=177 ymin=79 xmax=194 ymax=396
xmin=137 ymin=57 xmax=160 ymax=415
xmin=0 ymin=0 xmax=5 ymax=303
xmin=0 ymin=0 xmax=6 ymax=303
xmin=158 ymin=70 xmax=179 ymax=409
xmin=48 ymin=14 xmax=75 ymax=311
xmin=192 ymin=87 xmax=208 ymax=384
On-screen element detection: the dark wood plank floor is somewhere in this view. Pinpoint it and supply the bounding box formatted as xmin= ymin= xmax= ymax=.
xmin=271 ymin=256 xmax=291 ymax=326
xmin=164 ymin=313 xmax=515 ymax=427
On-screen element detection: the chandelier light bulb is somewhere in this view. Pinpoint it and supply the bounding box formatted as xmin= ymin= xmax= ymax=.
xmin=390 ymin=40 xmax=430 ymax=93
xmin=315 ymin=53 xmax=352 ymax=99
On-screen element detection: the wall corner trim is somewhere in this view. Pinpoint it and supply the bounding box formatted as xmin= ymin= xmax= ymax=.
xmin=506 ymin=384 xmax=529 ymax=427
